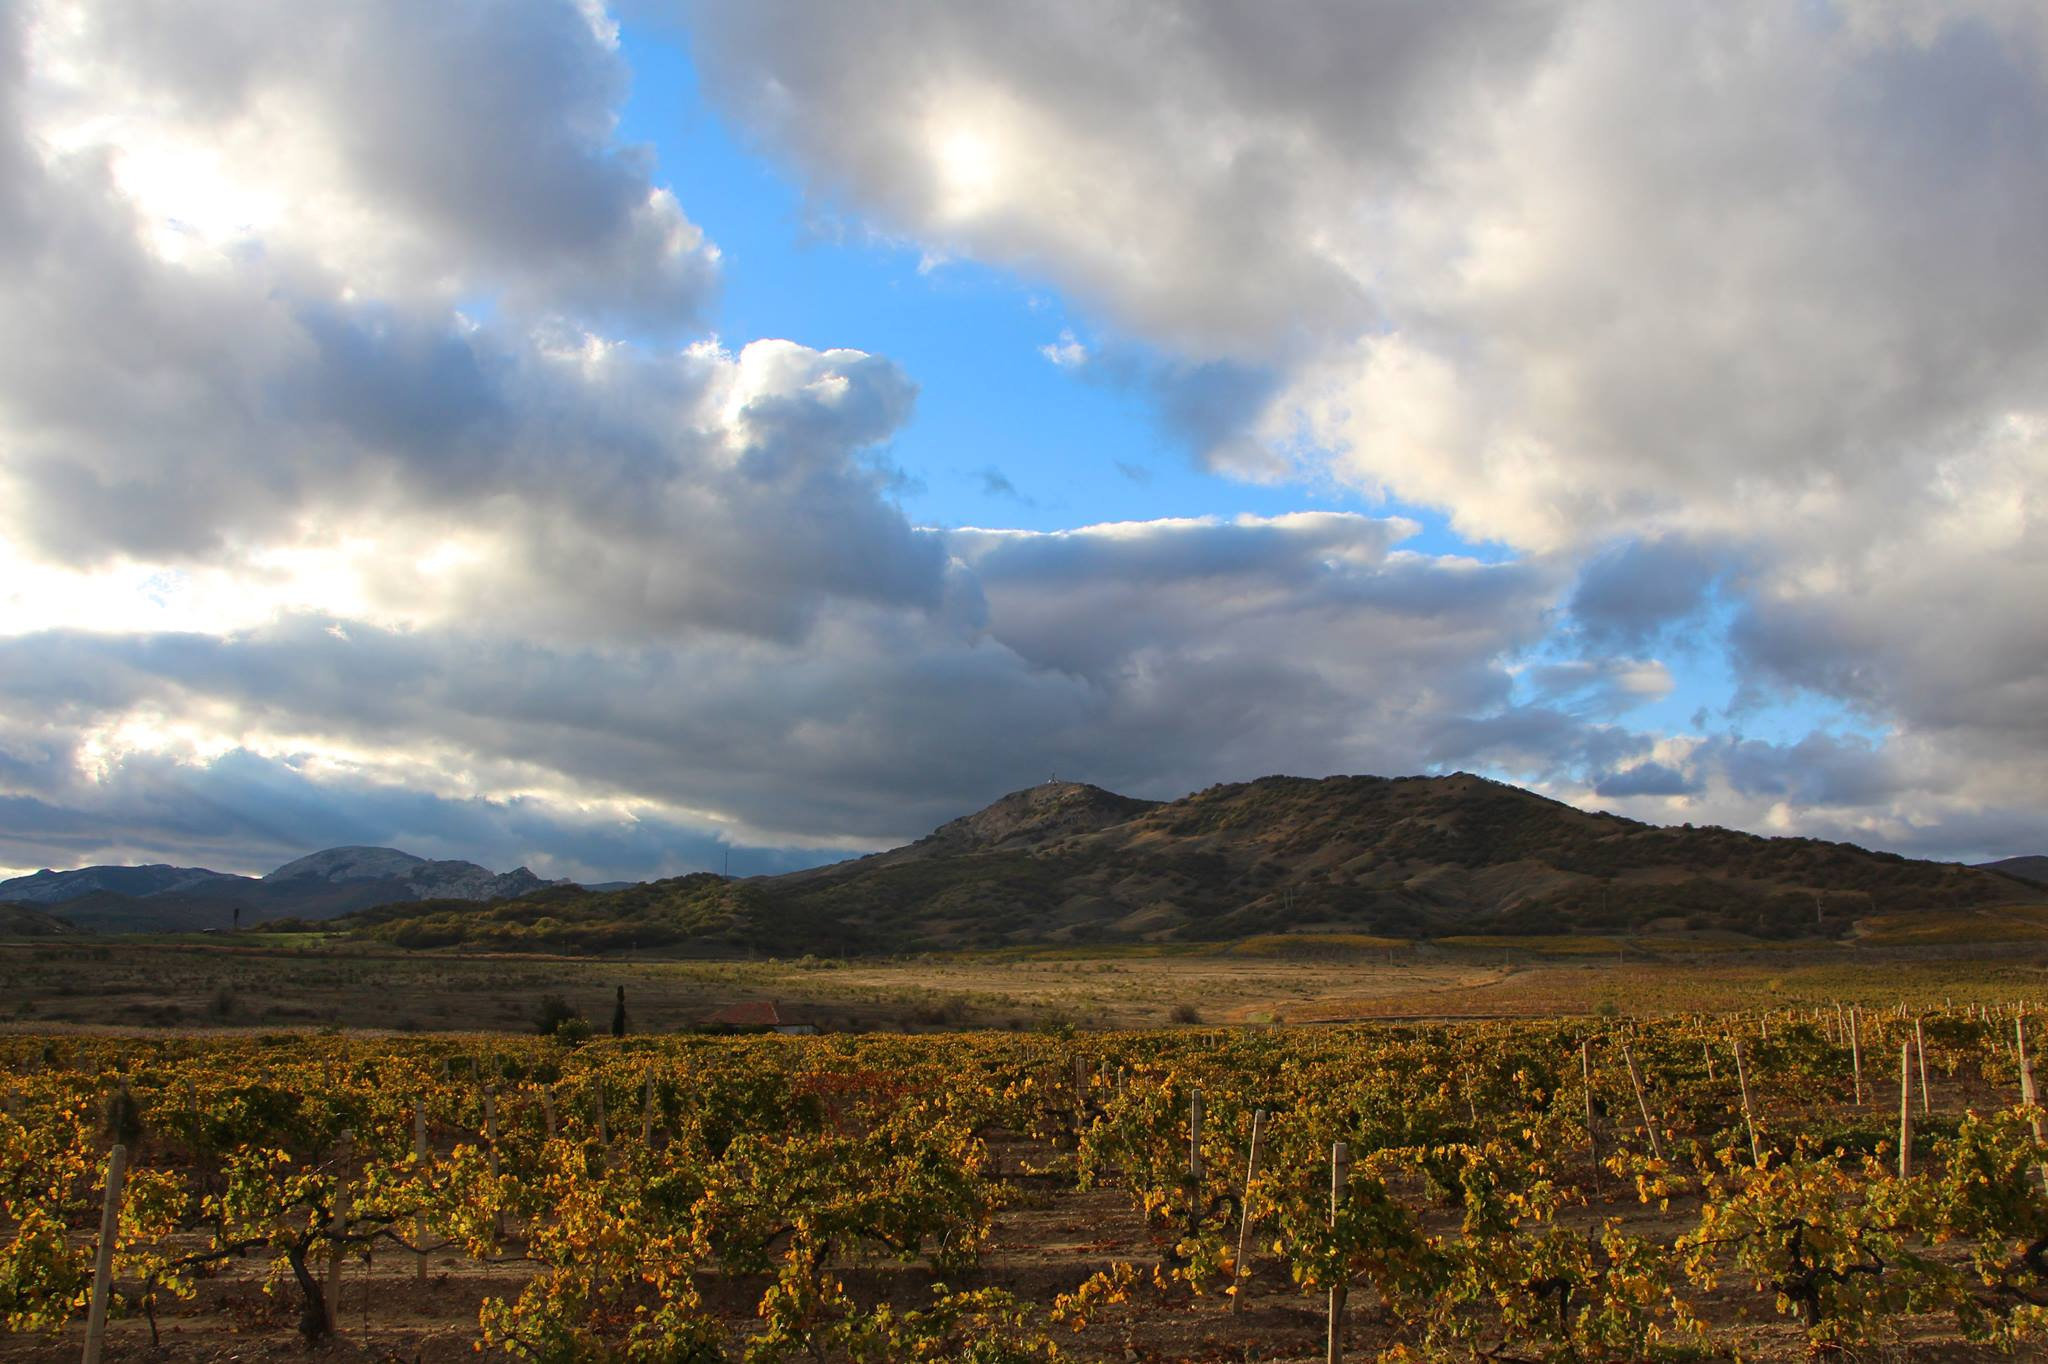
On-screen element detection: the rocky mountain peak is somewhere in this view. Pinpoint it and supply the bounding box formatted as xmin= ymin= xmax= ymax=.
xmin=913 ymin=780 xmax=1161 ymax=856
xmin=264 ymin=846 xmax=428 ymax=882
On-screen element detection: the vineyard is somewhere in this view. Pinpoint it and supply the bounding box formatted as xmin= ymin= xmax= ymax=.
xmin=8 ymin=1003 xmax=2048 ymax=1360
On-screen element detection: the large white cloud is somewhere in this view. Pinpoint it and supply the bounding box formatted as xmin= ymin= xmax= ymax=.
xmin=28 ymin=0 xmax=718 ymax=331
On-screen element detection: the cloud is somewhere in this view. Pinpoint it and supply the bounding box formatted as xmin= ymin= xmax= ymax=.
xmin=1029 ymin=338 xmax=1285 ymax=470
xmin=975 ymin=466 xmax=1031 ymax=503
xmin=1569 ymin=536 xmax=1734 ymax=647
xmin=681 ymin=0 xmax=2048 ymax=860
xmin=1522 ymin=657 xmax=1675 ymax=719
xmin=1 ymin=0 xmax=2039 ymax=881
xmin=0 ymin=738 xmax=827 ymax=883
xmin=34 ymin=0 xmax=718 ymax=333
xmin=1039 ymin=329 xmax=1087 ymax=368
xmin=0 ymin=511 xmax=1573 ymax=868
xmin=688 ymin=1 xmax=2048 ymax=542
xmin=1592 ymin=761 xmax=1697 ymax=799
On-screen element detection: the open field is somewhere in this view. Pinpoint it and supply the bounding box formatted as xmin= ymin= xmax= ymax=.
xmin=7 ymin=933 xmax=2048 ymax=1036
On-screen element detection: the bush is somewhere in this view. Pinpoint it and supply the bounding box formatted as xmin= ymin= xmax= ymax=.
xmin=533 ymin=993 xmax=582 ymax=1037
xmin=1169 ymin=1003 xmax=1203 ymax=1025
xmin=101 ymin=1086 xmax=144 ymax=1146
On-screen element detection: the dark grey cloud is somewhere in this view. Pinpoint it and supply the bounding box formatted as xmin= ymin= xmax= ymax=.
xmin=975 ymin=467 xmax=1032 ymax=503
xmin=1592 ymin=761 xmax=1697 ymax=798
xmin=1715 ymin=732 xmax=1901 ymax=809
xmin=1569 ymin=535 xmax=1734 ymax=647
xmin=1422 ymin=707 xmax=1652 ymax=787
xmin=1055 ymin=342 xmax=1284 ymax=469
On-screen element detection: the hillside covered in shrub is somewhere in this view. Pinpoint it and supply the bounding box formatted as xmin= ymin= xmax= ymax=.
xmin=339 ymin=774 xmax=2045 ymax=955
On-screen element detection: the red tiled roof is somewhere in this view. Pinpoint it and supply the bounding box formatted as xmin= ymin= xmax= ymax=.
xmin=703 ymin=1000 xmax=781 ymax=1027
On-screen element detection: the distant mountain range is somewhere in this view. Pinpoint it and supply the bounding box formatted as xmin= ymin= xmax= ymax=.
xmin=11 ymin=777 xmax=2044 ymax=947
xmin=342 ymin=774 xmax=2048 ymax=955
xmin=0 ymin=846 xmax=553 ymax=933
xmin=1980 ymin=855 xmax=2048 ymax=887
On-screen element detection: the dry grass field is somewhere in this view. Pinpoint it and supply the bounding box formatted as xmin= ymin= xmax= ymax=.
xmin=6 ymin=933 xmax=2048 ymax=1036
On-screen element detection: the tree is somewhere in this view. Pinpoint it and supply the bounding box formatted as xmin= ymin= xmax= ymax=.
xmin=611 ymin=985 xmax=627 ymax=1038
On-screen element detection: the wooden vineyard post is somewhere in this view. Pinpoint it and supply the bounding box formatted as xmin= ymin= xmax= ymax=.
xmin=81 ymin=1144 xmax=127 ymax=1364
xmin=325 ymin=1131 xmax=353 ymax=1335
xmin=596 ymin=1080 xmax=609 ymax=1148
xmin=413 ymin=1101 xmax=429 ymax=1284
xmin=1915 ymin=1018 xmax=1931 ymax=1117
xmin=1183 ymin=1088 xmax=1205 ymax=1248
xmin=1231 ymin=1109 xmax=1266 ymax=1314
xmin=1850 ymin=1008 xmax=1864 ymax=1106
xmin=1621 ymin=1043 xmax=1664 ymax=1162
xmin=1328 ymin=1141 xmax=1351 ymax=1364
xmin=2018 ymin=1018 xmax=2047 ymax=1190
xmin=641 ymin=1071 xmax=655 ymax=1146
xmin=1073 ymin=1056 xmax=1089 ymax=1136
xmin=1580 ymin=1039 xmax=1600 ymax=1190
xmin=2020 ymin=1017 xmax=2036 ymax=1109
xmin=484 ymin=1088 xmax=503 ymax=1239
xmin=541 ymin=1084 xmax=557 ymax=1140
xmin=1898 ymin=1043 xmax=1913 ymax=1179
xmin=1733 ymin=1039 xmax=1763 ymax=1167
xmin=1702 ymin=1042 xmax=1716 ymax=1083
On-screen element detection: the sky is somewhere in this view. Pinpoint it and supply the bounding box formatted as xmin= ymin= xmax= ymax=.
xmin=0 ymin=0 xmax=2043 ymax=883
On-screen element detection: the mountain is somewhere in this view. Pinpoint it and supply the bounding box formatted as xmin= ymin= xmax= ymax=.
xmin=266 ymin=846 xmax=547 ymax=901
xmin=266 ymin=847 xmax=431 ymax=883
xmin=0 ymin=846 xmax=551 ymax=933
xmin=0 ymin=863 xmax=246 ymax=905
xmin=745 ymin=774 xmax=2044 ymax=952
xmin=347 ymin=774 xmax=2048 ymax=955
xmin=1980 ymin=855 xmax=2048 ymax=887
xmin=775 ymin=781 xmax=1160 ymax=881
xmin=0 ymin=902 xmax=79 ymax=935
